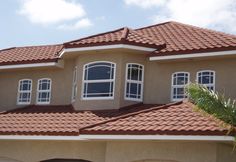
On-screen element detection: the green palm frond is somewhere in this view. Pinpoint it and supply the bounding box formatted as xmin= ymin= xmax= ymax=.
xmin=186 ymin=83 xmax=236 ymax=126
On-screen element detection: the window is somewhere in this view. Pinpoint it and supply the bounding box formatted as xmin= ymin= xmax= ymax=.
xmin=71 ymin=66 xmax=78 ymax=102
xmin=197 ymin=70 xmax=215 ymax=91
xmin=171 ymin=72 xmax=189 ymax=101
xmin=37 ymin=78 xmax=51 ymax=104
xmin=17 ymin=79 xmax=32 ymax=104
xmin=125 ymin=63 xmax=144 ymax=101
xmin=82 ymin=61 xmax=115 ymax=99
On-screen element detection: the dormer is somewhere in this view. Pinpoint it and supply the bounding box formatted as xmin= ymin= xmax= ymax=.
xmin=59 ymin=27 xmax=166 ymax=110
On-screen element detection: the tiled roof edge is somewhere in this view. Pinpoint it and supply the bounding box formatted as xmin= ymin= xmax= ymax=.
xmin=79 ymin=101 xmax=182 ymax=132
xmin=64 ymin=27 xmax=127 ymax=46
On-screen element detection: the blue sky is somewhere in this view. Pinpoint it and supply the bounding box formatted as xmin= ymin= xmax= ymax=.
xmin=1 ymin=0 xmax=236 ymax=49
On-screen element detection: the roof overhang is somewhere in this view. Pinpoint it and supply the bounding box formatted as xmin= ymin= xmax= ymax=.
xmin=0 ymin=61 xmax=64 ymax=70
xmin=0 ymin=135 xmax=234 ymax=142
xmin=59 ymin=44 xmax=156 ymax=58
xmin=149 ymin=50 xmax=236 ymax=61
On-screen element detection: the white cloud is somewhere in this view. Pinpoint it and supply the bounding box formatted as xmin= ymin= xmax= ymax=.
xmin=18 ymin=0 xmax=93 ymax=30
xmin=124 ymin=0 xmax=236 ymax=33
xmin=57 ymin=18 xmax=93 ymax=30
xmin=124 ymin=0 xmax=166 ymax=9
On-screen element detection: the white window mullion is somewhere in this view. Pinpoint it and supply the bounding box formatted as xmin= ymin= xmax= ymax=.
xmin=171 ymin=72 xmax=189 ymax=101
xmin=17 ymin=79 xmax=32 ymax=105
xmin=37 ymin=78 xmax=51 ymax=104
xmin=82 ymin=61 xmax=116 ymax=100
xmin=125 ymin=63 xmax=144 ymax=102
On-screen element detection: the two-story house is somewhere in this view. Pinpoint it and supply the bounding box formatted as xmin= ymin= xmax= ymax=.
xmin=0 ymin=21 xmax=236 ymax=162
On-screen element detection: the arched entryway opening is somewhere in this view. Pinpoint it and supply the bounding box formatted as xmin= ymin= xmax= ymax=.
xmin=40 ymin=159 xmax=91 ymax=162
xmin=132 ymin=160 xmax=180 ymax=162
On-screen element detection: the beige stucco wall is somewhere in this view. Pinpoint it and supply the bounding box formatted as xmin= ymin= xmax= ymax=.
xmin=0 ymin=59 xmax=75 ymax=111
xmin=0 ymin=140 xmax=235 ymax=162
xmin=144 ymin=57 xmax=236 ymax=104
xmin=73 ymin=50 xmax=146 ymax=110
xmin=1 ymin=50 xmax=236 ymax=111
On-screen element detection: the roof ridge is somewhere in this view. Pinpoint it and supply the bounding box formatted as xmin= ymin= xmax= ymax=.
xmin=135 ymin=21 xmax=174 ymax=31
xmin=64 ymin=27 xmax=126 ymax=45
xmin=120 ymin=27 xmax=130 ymax=41
xmin=0 ymin=44 xmax=63 ymax=51
xmin=79 ymin=101 xmax=182 ymax=132
xmin=171 ymin=21 xmax=236 ymax=38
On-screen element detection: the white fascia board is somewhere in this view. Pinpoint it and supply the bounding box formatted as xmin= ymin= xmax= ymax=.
xmin=0 ymin=61 xmax=64 ymax=70
xmin=0 ymin=135 xmax=85 ymax=141
xmin=149 ymin=50 xmax=236 ymax=61
xmin=60 ymin=44 xmax=156 ymax=58
xmin=0 ymin=135 xmax=234 ymax=142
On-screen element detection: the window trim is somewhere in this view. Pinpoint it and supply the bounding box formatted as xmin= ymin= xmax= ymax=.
xmin=196 ymin=70 xmax=215 ymax=91
xmin=36 ymin=78 xmax=52 ymax=105
xmin=171 ymin=72 xmax=190 ymax=102
xmin=17 ymin=79 xmax=32 ymax=105
xmin=71 ymin=66 xmax=78 ymax=102
xmin=124 ymin=63 xmax=144 ymax=102
xmin=81 ymin=61 xmax=116 ymax=100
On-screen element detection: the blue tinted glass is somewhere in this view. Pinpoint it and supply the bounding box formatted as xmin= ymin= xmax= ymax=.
xmin=85 ymin=63 xmax=114 ymax=80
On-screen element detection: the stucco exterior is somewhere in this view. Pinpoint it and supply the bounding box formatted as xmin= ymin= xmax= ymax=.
xmin=0 ymin=140 xmax=235 ymax=162
xmin=0 ymin=59 xmax=75 ymax=111
xmin=1 ymin=50 xmax=236 ymax=111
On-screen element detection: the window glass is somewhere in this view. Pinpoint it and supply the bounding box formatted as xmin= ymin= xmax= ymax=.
xmin=197 ymin=71 xmax=215 ymax=91
xmin=37 ymin=79 xmax=51 ymax=104
xmin=18 ymin=79 xmax=32 ymax=104
xmin=83 ymin=62 xmax=115 ymax=99
xmin=125 ymin=64 xmax=144 ymax=101
xmin=71 ymin=67 xmax=78 ymax=102
xmin=172 ymin=72 xmax=189 ymax=101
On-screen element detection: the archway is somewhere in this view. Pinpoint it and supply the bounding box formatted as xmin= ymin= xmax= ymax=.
xmin=132 ymin=160 xmax=179 ymax=162
xmin=40 ymin=159 xmax=91 ymax=162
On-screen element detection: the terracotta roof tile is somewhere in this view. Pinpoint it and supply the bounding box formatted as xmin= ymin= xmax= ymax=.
xmin=0 ymin=104 xmax=158 ymax=136
xmin=1 ymin=21 xmax=236 ymax=65
xmin=136 ymin=21 xmax=236 ymax=56
xmin=80 ymin=101 xmax=233 ymax=136
xmin=0 ymin=44 xmax=63 ymax=65
xmin=64 ymin=27 xmax=165 ymax=49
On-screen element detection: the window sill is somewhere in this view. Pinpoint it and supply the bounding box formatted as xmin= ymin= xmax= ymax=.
xmin=81 ymin=97 xmax=114 ymax=101
xmin=124 ymin=97 xmax=143 ymax=102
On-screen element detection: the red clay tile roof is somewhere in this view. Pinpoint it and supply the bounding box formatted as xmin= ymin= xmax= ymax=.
xmin=64 ymin=27 xmax=166 ymax=49
xmin=80 ymin=101 xmax=233 ymax=136
xmin=1 ymin=21 xmax=236 ymax=65
xmin=136 ymin=21 xmax=236 ymax=56
xmin=0 ymin=104 xmax=158 ymax=136
xmin=0 ymin=44 xmax=63 ymax=65
xmin=0 ymin=102 xmax=233 ymax=136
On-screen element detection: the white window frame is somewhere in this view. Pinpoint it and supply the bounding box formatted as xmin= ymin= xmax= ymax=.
xmin=81 ymin=61 xmax=116 ymax=100
xmin=124 ymin=63 xmax=144 ymax=102
xmin=17 ymin=79 xmax=32 ymax=105
xmin=71 ymin=66 xmax=78 ymax=102
xmin=36 ymin=78 xmax=52 ymax=105
xmin=196 ymin=70 xmax=215 ymax=91
xmin=171 ymin=72 xmax=190 ymax=101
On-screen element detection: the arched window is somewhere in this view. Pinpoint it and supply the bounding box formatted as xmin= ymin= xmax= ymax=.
xmin=171 ymin=72 xmax=189 ymax=101
xmin=197 ymin=70 xmax=215 ymax=91
xmin=17 ymin=79 xmax=32 ymax=105
xmin=82 ymin=61 xmax=115 ymax=99
xmin=125 ymin=63 xmax=144 ymax=101
xmin=37 ymin=78 xmax=51 ymax=104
